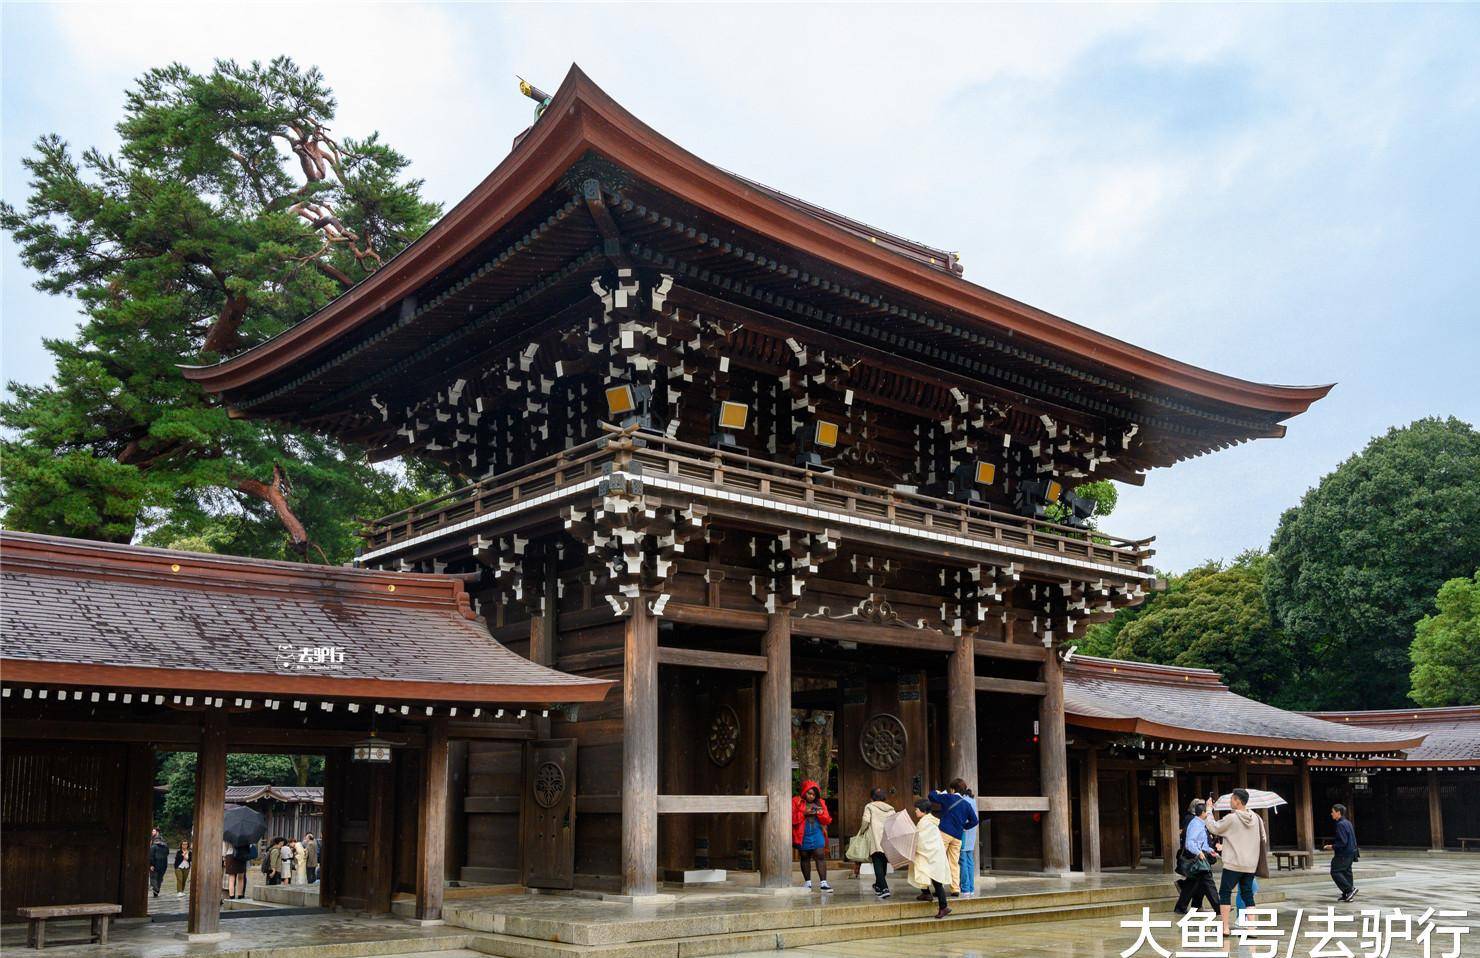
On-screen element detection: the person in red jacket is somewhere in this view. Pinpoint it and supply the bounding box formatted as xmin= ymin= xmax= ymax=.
xmin=792 ymin=779 xmax=833 ymax=890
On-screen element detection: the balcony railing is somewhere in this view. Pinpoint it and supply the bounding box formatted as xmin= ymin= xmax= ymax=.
xmin=361 ymin=428 xmax=1154 ymax=575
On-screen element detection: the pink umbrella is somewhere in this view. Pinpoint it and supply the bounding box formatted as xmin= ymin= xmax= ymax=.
xmin=880 ymin=809 xmax=916 ymax=868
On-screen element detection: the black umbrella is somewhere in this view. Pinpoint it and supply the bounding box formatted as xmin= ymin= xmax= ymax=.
xmin=222 ymin=805 xmax=267 ymax=847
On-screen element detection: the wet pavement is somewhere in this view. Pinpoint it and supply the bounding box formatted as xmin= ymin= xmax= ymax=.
xmin=729 ymin=855 xmax=1479 ymax=958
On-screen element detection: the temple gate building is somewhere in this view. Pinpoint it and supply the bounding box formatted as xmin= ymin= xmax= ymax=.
xmin=176 ymin=66 xmax=1341 ymax=899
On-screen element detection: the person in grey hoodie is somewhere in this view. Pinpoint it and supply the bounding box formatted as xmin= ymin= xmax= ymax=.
xmin=1207 ymin=788 xmax=1266 ymax=935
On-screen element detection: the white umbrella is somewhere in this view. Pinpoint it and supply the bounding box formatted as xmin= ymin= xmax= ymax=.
xmin=1214 ymin=788 xmax=1287 ymax=812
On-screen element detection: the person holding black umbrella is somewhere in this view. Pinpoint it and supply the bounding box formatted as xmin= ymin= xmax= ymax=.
xmin=148 ymin=829 xmax=169 ymax=897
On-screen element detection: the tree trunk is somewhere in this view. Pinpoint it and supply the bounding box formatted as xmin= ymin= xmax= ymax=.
xmin=203 ymin=291 xmax=250 ymax=355
xmin=236 ymin=462 xmax=313 ymax=557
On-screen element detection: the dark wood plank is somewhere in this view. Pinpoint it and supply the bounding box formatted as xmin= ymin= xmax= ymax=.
xmin=657 ymin=647 xmax=767 ymax=673
xmin=975 ymin=676 xmax=1048 ymax=697
xmin=416 ymin=718 xmax=449 ymax=920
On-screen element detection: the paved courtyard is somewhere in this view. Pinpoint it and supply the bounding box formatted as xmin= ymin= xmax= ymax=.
xmin=728 ymin=856 xmax=1478 ymax=958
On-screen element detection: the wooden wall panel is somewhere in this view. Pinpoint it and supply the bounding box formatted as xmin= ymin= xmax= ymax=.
xmin=1 ymin=741 xmax=127 ymax=920
xmin=462 ymin=741 xmax=523 ymax=884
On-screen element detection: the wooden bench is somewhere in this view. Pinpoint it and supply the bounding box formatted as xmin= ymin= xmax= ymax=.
xmin=1272 ymin=850 xmax=1313 ymax=871
xmin=15 ymin=903 xmax=122 ymax=950
xmin=1459 ymin=837 xmax=1480 ymax=851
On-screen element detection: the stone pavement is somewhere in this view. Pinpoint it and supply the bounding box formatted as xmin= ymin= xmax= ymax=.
xmin=723 ymin=856 xmax=1478 ymax=958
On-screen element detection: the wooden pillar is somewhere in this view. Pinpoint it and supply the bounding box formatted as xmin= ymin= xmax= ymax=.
xmin=366 ymin=761 xmax=395 ymax=914
xmin=1079 ymin=748 xmax=1101 ymax=873
xmin=622 ymin=599 xmax=659 ymax=896
xmin=1294 ymin=757 xmax=1315 ymax=856
xmin=416 ymin=718 xmax=449 ymax=921
xmin=120 ymin=743 xmax=153 ymax=919
xmin=319 ymin=751 xmax=342 ymax=909
xmin=1234 ymin=756 xmax=1250 ymax=789
xmin=1039 ymin=650 xmax=1071 ymax=873
xmin=1158 ymin=775 xmax=1179 ymax=874
xmin=947 ymin=633 xmax=979 ymax=790
xmin=759 ymin=612 xmax=793 ymax=888
xmin=1427 ymin=770 xmax=1445 ymax=850
xmin=1255 ymin=772 xmax=1270 ymax=833
xmin=1127 ymin=772 xmax=1142 ymax=869
xmin=188 ymin=716 xmax=227 ymax=938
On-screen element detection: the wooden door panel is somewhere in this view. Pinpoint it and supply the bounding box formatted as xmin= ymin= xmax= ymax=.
xmin=522 ymin=740 xmax=577 ymax=889
xmin=463 ymin=741 xmax=523 ymax=884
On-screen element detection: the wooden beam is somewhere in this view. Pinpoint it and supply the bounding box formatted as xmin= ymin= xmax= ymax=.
xmin=759 ymin=612 xmax=793 ymax=889
xmin=975 ymin=676 xmax=1048 ymax=696
xmin=416 ymin=717 xmax=449 ymax=921
xmin=664 ymin=602 xmax=768 ymax=631
xmin=1040 ymin=650 xmax=1072 ymax=874
xmin=657 ymin=647 xmax=768 ymax=673
xmin=657 ymin=795 xmax=769 ymax=814
xmin=791 ymin=616 xmax=955 ymax=651
xmin=0 ymin=719 xmax=201 ymax=746
xmin=977 ymin=796 xmax=1051 ymax=812
xmin=1079 ymin=749 xmax=1101 ymax=874
xmin=188 ymin=716 xmax=227 ymax=938
xmin=974 ymin=639 xmax=1048 ymax=662
xmin=622 ymin=600 xmax=659 ymax=896
xmin=575 ymin=794 xmax=622 ymax=815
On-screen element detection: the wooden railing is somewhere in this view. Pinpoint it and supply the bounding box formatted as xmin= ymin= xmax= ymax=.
xmin=361 ymin=429 xmax=1155 ymax=572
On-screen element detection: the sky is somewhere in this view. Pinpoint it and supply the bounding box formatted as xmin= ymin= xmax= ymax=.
xmin=3 ymin=2 xmax=1477 ymax=572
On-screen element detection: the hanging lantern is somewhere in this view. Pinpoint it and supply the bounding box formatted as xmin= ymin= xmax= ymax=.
xmin=352 ymin=732 xmax=393 ymax=764
xmin=1150 ymin=765 xmax=1177 ymax=780
xmin=1347 ymin=771 xmax=1369 ymax=789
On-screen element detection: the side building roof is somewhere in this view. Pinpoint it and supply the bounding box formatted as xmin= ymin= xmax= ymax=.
xmin=0 ymin=531 xmax=610 ymax=705
xmin=1303 ymin=707 xmax=1480 ymax=769
xmin=1064 ymin=655 xmax=1423 ymax=757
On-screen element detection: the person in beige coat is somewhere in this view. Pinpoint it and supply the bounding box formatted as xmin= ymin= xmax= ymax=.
xmin=857 ymin=788 xmax=896 ymax=899
xmin=908 ymin=799 xmax=953 ymax=919
xmin=1207 ymin=788 xmax=1267 ymax=935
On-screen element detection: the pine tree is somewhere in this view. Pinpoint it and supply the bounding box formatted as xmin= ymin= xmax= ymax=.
xmin=1 ymin=58 xmax=445 ymax=560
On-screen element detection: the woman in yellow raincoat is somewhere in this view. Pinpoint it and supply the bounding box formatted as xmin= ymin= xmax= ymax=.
xmin=908 ymin=799 xmax=953 ymax=918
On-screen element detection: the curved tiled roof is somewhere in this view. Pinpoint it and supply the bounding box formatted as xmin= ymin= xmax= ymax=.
xmin=1303 ymin=708 xmax=1480 ymax=768
xmin=0 ymin=531 xmax=610 ymax=704
xmin=225 ymin=785 xmax=324 ymax=805
xmin=1063 ymin=655 xmax=1423 ymax=756
xmin=182 ymin=66 xmax=1330 ymax=442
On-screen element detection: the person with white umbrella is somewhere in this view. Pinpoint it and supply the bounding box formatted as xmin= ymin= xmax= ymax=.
xmin=1207 ymin=788 xmax=1268 ymax=935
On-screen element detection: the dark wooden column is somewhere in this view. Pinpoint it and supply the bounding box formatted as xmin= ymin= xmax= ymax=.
xmin=1039 ymin=649 xmax=1071 ymax=873
xmin=1157 ymin=775 xmax=1179 ymax=874
xmin=120 ymin=743 xmax=153 ymax=918
xmin=1234 ymin=756 xmax=1250 ymax=789
xmin=947 ymin=632 xmax=978 ymax=789
xmin=759 ymin=612 xmax=793 ymax=888
xmin=1294 ymin=757 xmax=1315 ymax=856
xmin=319 ymin=750 xmax=342 ymax=909
xmin=1079 ymin=748 xmax=1101 ymax=873
xmin=366 ymin=761 xmax=395 ymax=914
xmin=1427 ymin=770 xmax=1445 ymax=850
xmin=1255 ymin=771 xmax=1270 ymax=833
xmin=188 ymin=716 xmax=227 ymax=938
xmin=1127 ymin=772 xmax=1142 ymax=869
xmin=622 ymin=599 xmax=659 ymax=896
xmin=416 ymin=718 xmax=449 ymax=921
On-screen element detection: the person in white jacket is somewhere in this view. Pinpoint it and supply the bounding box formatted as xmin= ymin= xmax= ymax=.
xmin=857 ymin=788 xmax=896 ymax=899
xmin=908 ymin=799 xmax=953 ymax=919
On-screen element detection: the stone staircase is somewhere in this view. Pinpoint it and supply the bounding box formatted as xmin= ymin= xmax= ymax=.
xmin=445 ymin=880 xmax=1288 ymax=958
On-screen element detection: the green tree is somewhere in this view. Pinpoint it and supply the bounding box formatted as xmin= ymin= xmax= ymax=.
xmin=1079 ymin=551 xmax=1299 ymax=705
xmin=1409 ymin=571 xmax=1480 ymax=707
xmin=1 ymin=57 xmax=442 ymax=560
xmin=1265 ymin=417 xmax=1480 ymax=709
xmin=156 ymin=751 xmax=325 ymax=834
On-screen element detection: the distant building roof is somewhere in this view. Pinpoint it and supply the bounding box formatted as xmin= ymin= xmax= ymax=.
xmin=0 ymin=531 xmax=610 ymax=705
xmin=1064 ymin=655 xmax=1423 ymax=756
xmin=1303 ymin=707 xmax=1480 ymax=769
xmin=225 ymin=785 xmax=324 ymax=805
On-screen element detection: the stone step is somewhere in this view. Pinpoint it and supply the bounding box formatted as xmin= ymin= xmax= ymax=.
xmin=460 ymin=891 xmax=1284 ymax=958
